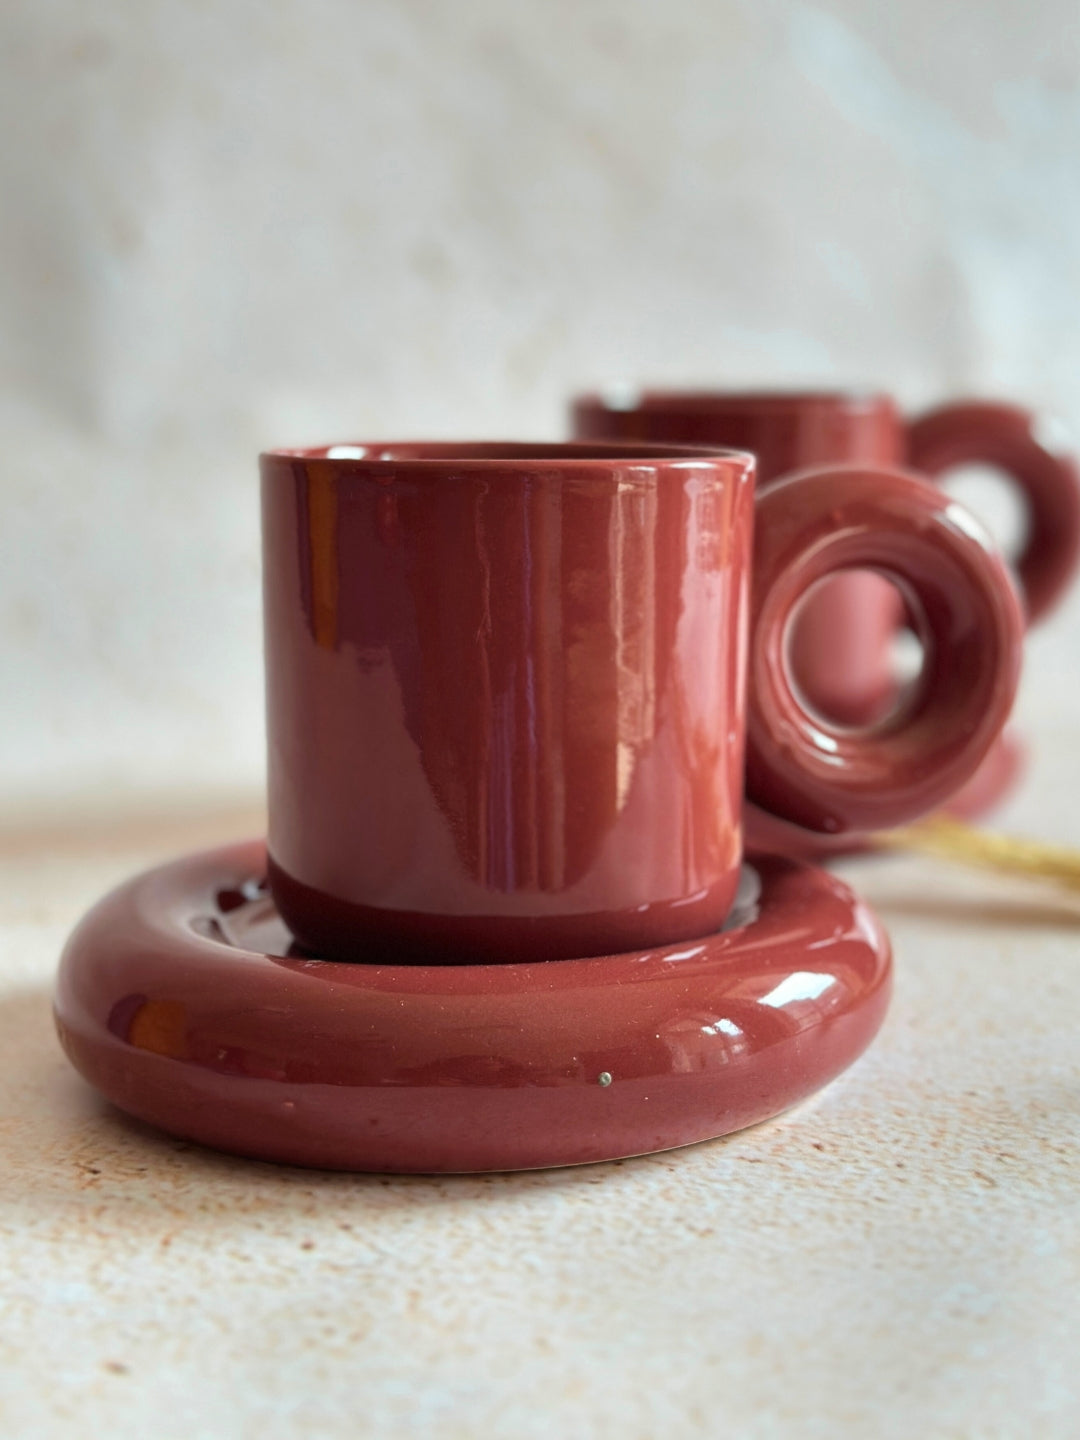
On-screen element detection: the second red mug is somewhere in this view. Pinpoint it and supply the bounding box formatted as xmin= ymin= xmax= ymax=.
xmin=262 ymin=442 xmax=1022 ymax=963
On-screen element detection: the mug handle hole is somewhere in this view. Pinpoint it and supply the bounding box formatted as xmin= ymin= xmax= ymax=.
xmin=937 ymin=463 xmax=1030 ymax=569
xmin=783 ymin=568 xmax=931 ymax=733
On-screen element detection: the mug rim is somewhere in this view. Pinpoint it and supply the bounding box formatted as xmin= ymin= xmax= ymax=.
xmin=260 ymin=439 xmax=756 ymax=470
xmin=573 ymin=388 xmax=895 ymax=417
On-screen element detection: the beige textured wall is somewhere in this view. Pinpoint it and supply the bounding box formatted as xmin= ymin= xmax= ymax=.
xmin=3 ymin=0 xmax=1079 ymax=812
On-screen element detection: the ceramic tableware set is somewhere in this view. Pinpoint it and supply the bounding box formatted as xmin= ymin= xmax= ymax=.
xmin=54 ymin=390 xmax=1080 ymax=1172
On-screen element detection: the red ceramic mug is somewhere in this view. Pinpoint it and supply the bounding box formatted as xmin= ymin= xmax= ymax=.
xmin=262 ymin=442 xmax=1022 ymax=964
xmin=571 ymin=391 xmax=1079 ymax=725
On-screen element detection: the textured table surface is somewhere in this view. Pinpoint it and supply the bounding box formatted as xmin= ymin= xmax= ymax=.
xmin=1 ymin=746 xmax=1078 ymax=1440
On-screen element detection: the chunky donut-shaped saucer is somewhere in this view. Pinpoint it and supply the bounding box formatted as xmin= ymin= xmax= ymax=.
xmin=54 ymin=843 xmax=891 ymax=1173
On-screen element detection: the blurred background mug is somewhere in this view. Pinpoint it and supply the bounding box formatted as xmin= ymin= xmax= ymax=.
xmin=571 ymin=391 xmax=1080 ymax=727
xmin=262 ymin=442 xmax=1023 ymax=964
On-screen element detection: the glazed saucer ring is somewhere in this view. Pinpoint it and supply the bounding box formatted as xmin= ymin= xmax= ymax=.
xmin=54 ymin=843 xmax=891 ymax=1173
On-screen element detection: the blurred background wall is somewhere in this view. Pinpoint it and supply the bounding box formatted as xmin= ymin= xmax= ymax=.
xmin=3 ymin=0 xmax=1079 ymax=820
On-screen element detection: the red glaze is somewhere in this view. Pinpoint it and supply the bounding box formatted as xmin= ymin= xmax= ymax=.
xmin=572 ymin=392 xmax=909 ymax=724
xmin=571 ymin=390 xmax=903 ymax=487
xmin=572 ymin=387 xmax=1079 ymax=707
xmin=907 ymin=401 xmax=1080 ymax=624
xmin=744 ymin=466 xmax=1023 ymax=833
xmin=53 ymin=842 xmax=892 ymax=1173
xmin=744 ymin=727 xmax=1026 ymax=863
xmin=262 ymin=443 xmax=756 ymax=963
xmin=263 ymin=442 xmax=1022 ymax=961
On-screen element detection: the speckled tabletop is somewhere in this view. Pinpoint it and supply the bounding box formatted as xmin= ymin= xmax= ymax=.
xmin=2 ymin=745 xmax=1078 ymax=1440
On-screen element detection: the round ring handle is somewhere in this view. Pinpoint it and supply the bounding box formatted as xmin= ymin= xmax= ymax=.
xmin=745 ymin=465 xmax=1025 ymax=835
xmin=907 ymin=401 xmax=1080 ymax=625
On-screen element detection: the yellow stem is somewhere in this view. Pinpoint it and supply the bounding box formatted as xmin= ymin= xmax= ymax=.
xmin=877 ymin=816 xmax=1080 ymax=892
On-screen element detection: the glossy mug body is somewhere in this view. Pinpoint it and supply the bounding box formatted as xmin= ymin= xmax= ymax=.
xmin=263 ymin=442 xmax=1022 ymax=964
xmin=572 ymin=390 xmax=1080 ymax=726
xmin=264 ymin=443 xmax=754 ymax=963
